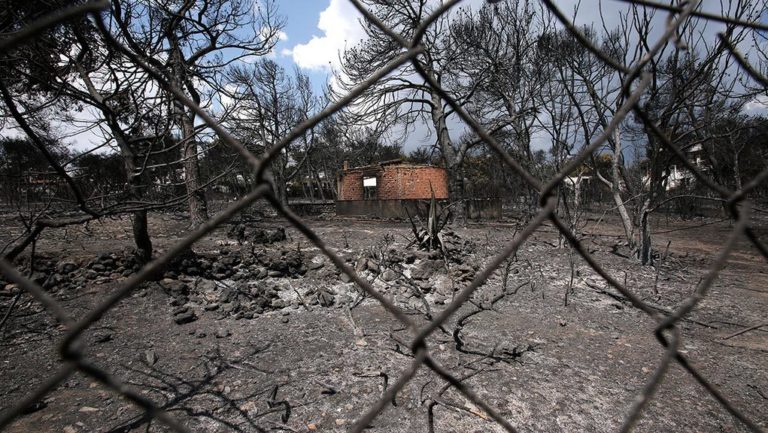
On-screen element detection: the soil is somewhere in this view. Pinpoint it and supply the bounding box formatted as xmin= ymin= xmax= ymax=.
xmin=0 ymin=209 xmax=766 ymax=433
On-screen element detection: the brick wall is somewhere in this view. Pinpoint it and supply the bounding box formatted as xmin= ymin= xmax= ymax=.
xmin=337 ymin=164 xmax=448 ymax=201
xmin=338 ymin=170 xmax=364 ymax=200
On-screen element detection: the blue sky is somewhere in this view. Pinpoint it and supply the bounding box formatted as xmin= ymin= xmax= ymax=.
xmin=269 ymin=0 xmax=366 ymax=93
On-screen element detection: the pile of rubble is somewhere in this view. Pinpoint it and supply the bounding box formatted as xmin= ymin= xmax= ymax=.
xmin=0 ymin=227 xmax=482 ymax=325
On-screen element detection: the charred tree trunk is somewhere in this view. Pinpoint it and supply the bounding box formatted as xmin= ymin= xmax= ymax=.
xmin=74 ymin=60 xmax=153 ymax=263
xmin=169 ymin=33 xmax=209 ymax=227
xmin=430 ymin=87 xmax=465 ymax=220
xmin=179 ymin=114 xmax=209 ymax=226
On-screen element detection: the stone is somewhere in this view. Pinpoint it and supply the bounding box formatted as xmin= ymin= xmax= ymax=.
xmin=42 ymin=273 xmax=61 ymax=289
xmin=307 ymin=260 xmax=324 ymax=270
xmin=381 ymin=269 xmax=399 ymax=282
xmin=161 ymin=278 xmax=188 ymax=294
xmin=145 ymin=350 xmax=158 ymax=365
xmin=339 ymin=273 xmax=352 ymax=283
xmin=268 ymin=270 xmax=284 ymax=278
xmin=252 ymin=227 xmax=286 ymax=244
xmin=57 ymin=261 xmax=78 ymax=274
xmin=172 ymin=306 xmax=189 ymax=315
xmin=366 ymin=260 xmax=380 ymax=273
xmin=1 ymin=284 xmax=19 ymax=297
xmin=215 ymin=329 xmax=231 ymax=338
xmin=336 ymin=294 xmax=353 ymax=306
xmin=93 ymin=331 xmax=113 ymax=343
xmin=271 ymin=299 xmax=286 ymax=309
xmin=355 ymin=258 xmax=367 ymax=273
xmin=197 ymin=279 xmax=216 ymax=292
xmin=174 ymin=311 xmax=197 ymax=325
xmin=255 ymin=267 xmax=268 ymax=279
xmin=317 ymin=290 xmax=335 ymax=307
xmin=411 ymin=259 xmax=442 ymax=280
xmin=30 ymin=272 xmax=47 ymax=284
xmin=169 ymin=296 xmax=186 ymax=307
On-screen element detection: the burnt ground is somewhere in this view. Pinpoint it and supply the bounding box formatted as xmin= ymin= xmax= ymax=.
xmin=0 ymin=208 xmax=766 ymax=433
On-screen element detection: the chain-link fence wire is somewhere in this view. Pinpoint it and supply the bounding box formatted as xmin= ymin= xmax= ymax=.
xmin=1 ymin=0 xmax=767 ymax=432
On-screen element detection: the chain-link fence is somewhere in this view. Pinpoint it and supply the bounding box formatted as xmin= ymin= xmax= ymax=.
xmin=1 ymin=1 xmax=767 ymax=432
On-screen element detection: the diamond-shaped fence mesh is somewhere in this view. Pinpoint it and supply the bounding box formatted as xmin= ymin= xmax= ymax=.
xmin=1 ymin=1 xmax=767 ymax=432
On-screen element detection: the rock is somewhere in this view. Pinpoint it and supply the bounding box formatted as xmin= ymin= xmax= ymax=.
xmin=381 ymin=269 xmax=399 ymax=282
xmin=281 ymin=316 xmax=289 ymax=323
xmin=93 ymin=331 xmax=113 ymax=343
xmin=160 ymin=278 xmax=188 ymax=294
xmin=418 ymin=281 xmax=432 ymax=293
xmin=215 ymin=329 xmax=231 ymax=338
xmin=195 ymin=329 xmax=207 ymax=338
xmin=269 ymin=259 xmax=288 ymax=272
xmin=30 ymin=272 xmax=47 ymax=284
xmin=169 ymin=296 xmax=187 ymax=307
xmin=307 ymin=257 xmax=324 ymax=270
xmin=186 ymin=267 xmax=200 ymax=275
xmin=145 ymin=350 xmax=158 ymax=365
xmin=366 ymin=260 xmax=380 ymax=274
xmin=255 ymin=267 xmax=268 ymax=279
xmin=90 ymin=264 xmax=106 ymax=273
xmin=1 ymin=284 xmax=19 ymax=297
xmin=340 ymin=273 xmax=352 ymax=283
xmin=172 ymin=306 xmax=189 ymax=315
xmin=174 ymin=311 xmax=197 ymax=325
xmin=317 ymin=290 xmax=335 ymax=307
xmin=57 ymin=261 xmax=78 ymax=274
xmin=271 ymin=299 xmax=286 ymax=309
xmin=252 ymin=227 xmax=286 ymax=244
xmin=268 ymin=270 xmax=284 ymax=278
xmin=197 ymin=279 xmax=216 ymax=292
xmin=336 ymin=294 xmax=353 ymax=306
xmin=355 ymin=258 xmax=367 ymax=273
xmin=411 ymin=260 xmax=442 ymax=280
xmin=204 ymin=303 xmax=219 ymax=311
xmin=42 ymin=273 xmax=61 ymax=289
xmin=220 ymin=302 xmax=239 ymax=314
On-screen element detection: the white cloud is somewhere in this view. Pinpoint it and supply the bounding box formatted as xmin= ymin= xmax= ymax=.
xmin=744 ymin=94 xmax=768 ymax=115
xmin=288 ymin=0 xmax=365 ymax=71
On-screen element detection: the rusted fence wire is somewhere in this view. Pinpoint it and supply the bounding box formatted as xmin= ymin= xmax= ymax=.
xmin=1 ymin=1 xmax=767 ymax=432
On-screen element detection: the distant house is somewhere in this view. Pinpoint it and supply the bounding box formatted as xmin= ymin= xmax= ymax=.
xmin=336 ymin=159 xmax=449 ymax=218
xmin=643 ymin=144 xmax=708 ymax=191
xmin=336 ymin=159 xmax=501 ymax=219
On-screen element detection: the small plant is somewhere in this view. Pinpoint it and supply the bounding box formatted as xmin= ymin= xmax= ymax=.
xmin=405 ymin=185 xmax=451 ymax=254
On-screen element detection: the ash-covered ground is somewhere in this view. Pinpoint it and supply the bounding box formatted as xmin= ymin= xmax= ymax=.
xmin=1 ymin=210 xmax=766 ymax=433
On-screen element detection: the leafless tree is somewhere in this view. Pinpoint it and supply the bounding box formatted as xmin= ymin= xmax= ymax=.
xmin=336 ymin=0 xmax=483 ymax=217
xmin=109 ymin=0 xmax=285 ymax=226
xmin=226 ymin=60 xmax=320 ymax=205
